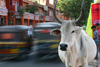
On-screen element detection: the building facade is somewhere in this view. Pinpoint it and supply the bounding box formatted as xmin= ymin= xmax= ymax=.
xmin=0 ymin=0 xmax=8 ymax=26
xmin=30 ymin=0 xmax=69 ymax=22
xmin=6 ymin=0 xmax=35 ymax=27
xmin=2 ymin=0 xmax=69 ymax=27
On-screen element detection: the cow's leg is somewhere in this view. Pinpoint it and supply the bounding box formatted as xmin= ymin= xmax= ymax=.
xmin=82 ymin=60 xmax=88 ymax=67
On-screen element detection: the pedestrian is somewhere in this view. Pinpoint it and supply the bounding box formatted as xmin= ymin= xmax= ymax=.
xmin=95 ymin=23 xmax=100 ymax=52
xmin=28 ymin=28 xmax=32 ymax=36
xmin=82 ymin=25 xmax=86 ymax=30
xmin=27 ymin=28 xmax=33 ymax=51
xmin=91 ymin=25 xmax=99 ymax=59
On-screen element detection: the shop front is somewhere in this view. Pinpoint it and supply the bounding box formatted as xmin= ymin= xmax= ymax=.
xmin=15 ymin=12 xmax=35 ymax=27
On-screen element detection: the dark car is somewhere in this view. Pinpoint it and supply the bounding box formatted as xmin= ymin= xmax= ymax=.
xmin=33 ymin=22 xmax=61 ymax=57
xmin=0 ymin=25 xmax=34 ymax=61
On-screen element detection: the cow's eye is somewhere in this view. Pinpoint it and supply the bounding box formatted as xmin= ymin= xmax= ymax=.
xmin=71 ymin=30 xmax=75 ymax=34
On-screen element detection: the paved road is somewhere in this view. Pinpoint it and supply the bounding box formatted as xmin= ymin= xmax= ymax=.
xmin=0 ymin=53 xmax=100 ymax=67
xmin=0 ymin=53 xmax=65 ymax=67
xmin=0 ymin=50 xmax=100 ymax=67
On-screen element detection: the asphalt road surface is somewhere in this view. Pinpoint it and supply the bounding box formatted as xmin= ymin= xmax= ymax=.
xmin=0 ymin=52 xmax=100 ymax=67
xmin=0 ymin=53 xmax=65 ymax=67
xmin=0 ymin=45 xmax=100 ymax=67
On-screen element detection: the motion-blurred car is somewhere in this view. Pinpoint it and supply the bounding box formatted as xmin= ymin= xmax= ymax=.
xmin=0 ymin=25 xmax=34 ymax=61
xmin=33 ymin=22 xmax=61 ymax=57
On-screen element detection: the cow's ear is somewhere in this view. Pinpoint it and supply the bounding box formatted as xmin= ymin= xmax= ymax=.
xmin=50 ymin=29 xmax=61 ymax=36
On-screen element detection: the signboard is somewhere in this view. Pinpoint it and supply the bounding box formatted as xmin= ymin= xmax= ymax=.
xmin=0 ymin=12 xmax=7 ymax=15
xmin=16 ymin=16 xmax=21 ymax=18
xmin=49 ymin=17 xmax=54 ymax=21
xmin=91 ymin=3 xmax=100 ymax=39
xmin=91 ymin=3 xmax=100 ymax=25
xmin=35 ymin=15 xmax=39 ymax=20
xmin=24 ymin=16 xmax=28 ymax=19
xmin=44 ymin=6 xmax=48 ymax=11
xmin=24 ymin=12 xmax=34 ymax=20
xmin=29 ymin=16 xmax=34 ymax=20
xmin=39 ymin=16 xmax=43 ymax=20
xmin=0 ymin=7 xmax=8 ymax=13
xmin=15 ymin=12 xmax=35 ymax=20
xmin=45 ymin=16 xmax=50 ymax=21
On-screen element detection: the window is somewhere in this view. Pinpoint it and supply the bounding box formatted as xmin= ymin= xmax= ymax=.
xmin=49 ymin=0 xmax=53 ymax=5
xmin=44 ymin=13 xmax=45 ymax=16
xmin=46 ymin=11 xmax=49 ymax=16
xmin=4 ymin=1 xmax=5 ymax=7
xmin=10 ymin=0 xmax=12 ymax=5
xmin=34 ymin=11 xmax=39 ymax=15
xmin=15 ymin=5 xmax=17 ymax=11
xmin=40 ymin=12 xmax=43 ymax=16
xmin=49 ymin=11 xmax=53 ymax=16
xmin=1 ymin=0 xmax=3 ymax=7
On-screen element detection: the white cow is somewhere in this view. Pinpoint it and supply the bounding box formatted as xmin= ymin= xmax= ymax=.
xmin=50 ymin=0 xmax=97 ymax=67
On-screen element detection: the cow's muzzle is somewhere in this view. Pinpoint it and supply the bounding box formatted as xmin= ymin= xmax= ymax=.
xmin=60 ymin=44 xmax=68 ymax=51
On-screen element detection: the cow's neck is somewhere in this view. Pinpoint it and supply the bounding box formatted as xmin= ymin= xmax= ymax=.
xmin=68 ymin=30 xmax=82 ymax=55
xmin=66 ymin=31 xmax=82 ymax=66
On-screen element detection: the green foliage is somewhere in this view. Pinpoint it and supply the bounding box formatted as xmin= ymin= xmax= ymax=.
xmin=18 ymin=8 xmax=26 ymax=16
xmin=57 ymin=0 xmax=93 ymax=25
xmin=26 ymin=1 xmax=39 ymax=13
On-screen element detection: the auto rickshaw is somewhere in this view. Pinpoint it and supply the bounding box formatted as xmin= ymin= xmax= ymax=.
xmin=0 ymin=25 xmax=33 ymax=61
xmin=33 ymin=22 xmax=61 ymax=59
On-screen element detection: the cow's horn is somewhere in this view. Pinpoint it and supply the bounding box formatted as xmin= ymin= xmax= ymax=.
xmin=75 ymin=0 xmax=85 ymax=25
xmin=53 ymin=0 xmax=62 ymax=24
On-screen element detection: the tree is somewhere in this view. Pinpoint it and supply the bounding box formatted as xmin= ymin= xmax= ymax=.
xmin=26 ymin=1 xmax=39 ymax=13
xmin=18 ymin=8 xmax=26 ymax=16
xmin=57 ymin=0 xmax=93 ymax=25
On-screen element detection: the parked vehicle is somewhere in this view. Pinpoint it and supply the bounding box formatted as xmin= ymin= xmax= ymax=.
xmin=33 ymin=22 xmax=61 ymax=58
xmin=0 ymin=25 xmax=34 ymax=61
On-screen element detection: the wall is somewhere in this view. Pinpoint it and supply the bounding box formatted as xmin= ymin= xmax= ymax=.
xmin=23 ymin=0 xmax=29 ymax=7
xmin=6 ymin=0 xmax=23 ymax=15
xmin=23 ymin=2 xmax=28 ymax=7
xmin=28 ymin=1 xmax=33 ymax=5
xmin=19 ymin=0 xmax=23 ymax=6
xmin=48 ymin=8 xmax=53 ymax=17
xmin=5 ymin=0 xmax=10 ymax=10
xmin=46 ymin=0 xmax=58 ymax=18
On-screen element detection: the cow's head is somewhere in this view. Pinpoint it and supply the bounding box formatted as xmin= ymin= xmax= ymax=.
xmin=51 ymin=0 xmax=84 ymax=51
